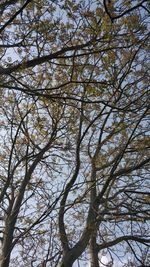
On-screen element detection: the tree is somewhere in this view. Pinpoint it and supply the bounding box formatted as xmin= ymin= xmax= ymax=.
xmin=0 ymin=0 xmax=150 ymax=266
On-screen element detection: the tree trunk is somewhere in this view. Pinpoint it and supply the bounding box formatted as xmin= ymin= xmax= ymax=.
xmin=90 ymin=233 xmax=99 ymax=267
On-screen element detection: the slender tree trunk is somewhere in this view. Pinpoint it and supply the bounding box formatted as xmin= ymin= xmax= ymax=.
xmin=90 ymin=232 xmax=99 ymax=267
xmin=0 ymin=219 xmax=14 ymax=267
xmin=89 ymin=161 xmax=99 ymax=267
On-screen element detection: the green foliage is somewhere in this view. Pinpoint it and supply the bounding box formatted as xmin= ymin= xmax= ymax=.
xmin=0 ymin=1 xmax=150 ymax=267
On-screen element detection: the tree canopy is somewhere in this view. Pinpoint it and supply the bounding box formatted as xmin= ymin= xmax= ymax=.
xmin=0 ymin=1 xmax=150 ymax=266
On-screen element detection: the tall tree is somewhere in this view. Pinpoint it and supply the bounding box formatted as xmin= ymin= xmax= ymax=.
xmin=0 ymin=1 xmax=150 ymax=266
